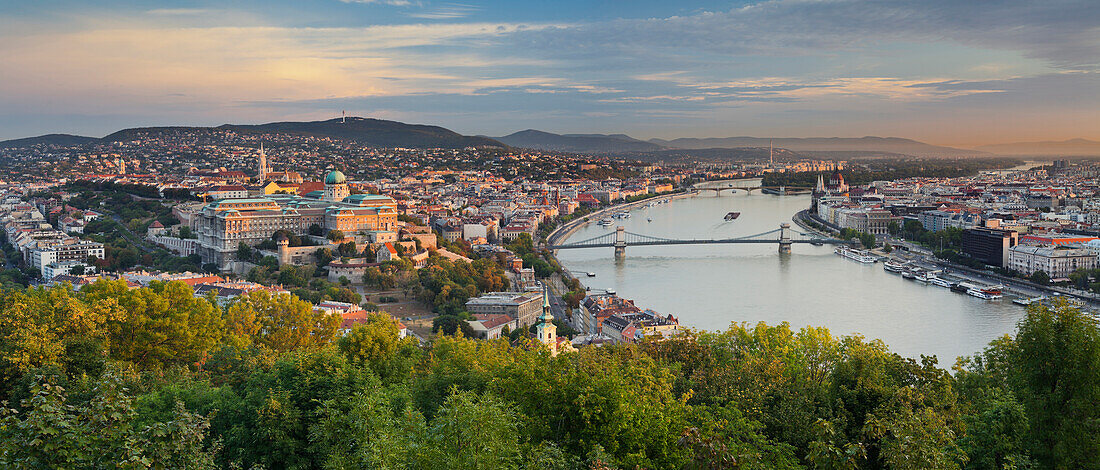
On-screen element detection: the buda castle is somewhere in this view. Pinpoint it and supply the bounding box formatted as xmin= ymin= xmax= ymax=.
xmin=194 ymin=168 xmax=398 ymax=269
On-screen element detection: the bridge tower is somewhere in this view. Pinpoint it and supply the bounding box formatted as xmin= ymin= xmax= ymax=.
xmin=778 ymin=223 xmax=792 ymax=254
xmin=614 ymin=226 xmax=627 ymax=259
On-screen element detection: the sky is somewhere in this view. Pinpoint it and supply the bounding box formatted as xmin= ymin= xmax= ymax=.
xmin=0 ymin=0 xmax=1098 ymax=147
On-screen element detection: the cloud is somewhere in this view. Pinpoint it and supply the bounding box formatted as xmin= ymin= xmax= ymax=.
xmin=512 ymin=0 xmax=1100 ymax=69
xmin=0 ymin=0 xmax=1097 ymax=143
xmin=407 ymin=3 xmax=479 ymax=19
xmin=0 ymin=19 xmax=565 ymax=110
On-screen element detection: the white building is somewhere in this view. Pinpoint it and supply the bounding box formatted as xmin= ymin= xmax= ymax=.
xmin=29 ymin=240 xmax=105 ymax=275
xmin=1007 ymin=245 xmax=1097 ymax=279
xmin=465 ymin=291 xmax=544 ymax=328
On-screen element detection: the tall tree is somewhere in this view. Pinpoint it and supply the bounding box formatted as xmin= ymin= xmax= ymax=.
xmin=224 ymin=290 xmax=339 ymax=352
xmin=82 ymin=280 xmax=223 ymax=368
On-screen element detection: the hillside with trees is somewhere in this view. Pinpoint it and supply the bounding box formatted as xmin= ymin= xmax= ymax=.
xmin=0 ymin=281 xmax=1097 ymax=469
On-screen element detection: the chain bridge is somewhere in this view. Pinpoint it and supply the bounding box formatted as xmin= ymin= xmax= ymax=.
xmin=547 ymin=223 xmax=854 ymax=258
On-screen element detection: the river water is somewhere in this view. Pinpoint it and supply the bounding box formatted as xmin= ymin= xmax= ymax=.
xmin=556 ymin=187 xmax=1025 ymax=363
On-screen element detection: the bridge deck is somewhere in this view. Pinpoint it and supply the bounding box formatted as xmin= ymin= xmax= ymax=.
xmin=550 ymin=238 xmax=850 ymax=249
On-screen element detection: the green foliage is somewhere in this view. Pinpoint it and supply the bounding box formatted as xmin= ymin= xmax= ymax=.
xmin=337 ymin=240 xmax=358 ymax=256
xmin=506 ymin=232 xmax=536 ymax=256
xmin=338 ymin=313 xmax=404 ymax=375
xmin=83 ymin=279 xmax=224 ymax=369
xmin=838 ymin=228 xmax=876 ymax=249
xmin=0 ymin=371 xmax=215 ymax=469
xmin=398 ymin=213 xmax=424 ymax=226
xmin=417 ymin=256 xmax=509 ymax=314
xmin=433 ymin=313 xmax=475 ymax=337
xmin=224 ymin=290 xmax=340 ymax=352
xmin=1 ymin=284 xmax=1099 ymax=469
xmin=1028 ymin=270 xmax=1050 ymax=285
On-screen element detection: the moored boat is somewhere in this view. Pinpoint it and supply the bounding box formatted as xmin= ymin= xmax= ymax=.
xmin=967 ymin=288 xmax=999 ymax=300
xmin=883 ymin=260 xmax=907 ymax=273
xmin=951 ymin=282 xmax=978 ymax=294
xmin=929 ymin=275 xmax=952 ymax=288
xmin=1013 ymin=295 xmax=1047 ymax=306
xmin=835 ymin=246 xmax=878 ymax=263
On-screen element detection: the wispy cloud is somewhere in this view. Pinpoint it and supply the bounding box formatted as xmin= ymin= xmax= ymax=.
xmin=408 ymin=3 xmax=479 ymax=19
xmin=513 ymin=0 xmax=1100 ymax=69
xmin=1 ymin=0 xmax=1098 ymax=143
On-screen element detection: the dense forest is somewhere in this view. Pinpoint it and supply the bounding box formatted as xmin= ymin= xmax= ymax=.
xmin=1 ymin=279 xmax=1098 ymax=469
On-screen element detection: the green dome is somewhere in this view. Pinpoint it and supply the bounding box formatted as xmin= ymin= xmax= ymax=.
xmin=324 ymin=170 xmax=346 ymax=184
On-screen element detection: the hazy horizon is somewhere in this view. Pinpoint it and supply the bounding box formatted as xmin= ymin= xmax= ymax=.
xmin=2 ymin=0 xmax=1098 ymax=146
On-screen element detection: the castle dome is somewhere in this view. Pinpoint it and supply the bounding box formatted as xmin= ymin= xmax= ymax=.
xmin=324 ymin=170 xmax=347 ymax=184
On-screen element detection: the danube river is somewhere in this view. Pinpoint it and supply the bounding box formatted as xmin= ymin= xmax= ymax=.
xmin=556 ymin=188 xmax=1025 ymax=363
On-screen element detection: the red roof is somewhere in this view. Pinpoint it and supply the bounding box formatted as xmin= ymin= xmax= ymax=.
xmin=298 ymin=181 xmax=325 ymax=194
xmin=177 ymin=275 xmax=225 ymax=287
xmin=474 ymin=313 xmax=514 ymax=329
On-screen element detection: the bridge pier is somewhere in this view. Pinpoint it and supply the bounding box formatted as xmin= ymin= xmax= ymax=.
xmin=614 ymin=226 xmax=626 ymax=259
xmin=778 ymin=223 xmax=792 ymax=254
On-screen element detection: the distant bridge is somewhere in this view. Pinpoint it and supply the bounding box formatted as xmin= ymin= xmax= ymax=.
xmin=548 ymin=223 xmax=854 ymax=257
xmin=693 ymin=185 xmax=811 ymax=195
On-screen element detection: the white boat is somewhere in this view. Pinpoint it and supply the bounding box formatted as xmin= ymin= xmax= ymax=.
xmin=914 ymin=270 xmax=931 ymax=282
xmin=835 ymin=246 xmax=878 ymax=263
xmin=586 ymin=272 xmax=596 ymax=277
xmin=1013 ymin=295 xmax=1047 ymax=306
xmin=967 ymin=288 xmax=999 ymax=300
xmin=597 ymin=218 xmax=613 ymax=226
xmin=929 ymin=275 xmax=953 ymax=288
xmin=883 ymin=260 xmax=907 ymax=273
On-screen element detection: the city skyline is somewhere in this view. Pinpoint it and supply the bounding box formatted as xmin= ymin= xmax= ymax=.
xmin=1 ymin=0 xmax=1098 ymax=146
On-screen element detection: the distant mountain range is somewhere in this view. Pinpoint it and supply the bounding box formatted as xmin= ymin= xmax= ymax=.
xmin=974 ymin=139 xmax=1100 ymax=156
xmin=104 ymin=117 xmax=505 ymax=149
xmin=0 ymin=118 xmax=504 ymax=150
xmin=494 ymin=130 xmax=988 ymax=157
xmin=2 ymin=119 xmax=1096 ymax=158
xmin=649 ymin=136 xmax=986 ymax=157
xmin=494 ymin=130 xmax=665 ymax=153
xmin=0 ymin=133 xmax=100 ymax=149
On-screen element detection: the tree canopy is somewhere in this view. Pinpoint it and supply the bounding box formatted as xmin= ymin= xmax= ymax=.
xmin=0 ymin=281 xmax=1097 ymax=469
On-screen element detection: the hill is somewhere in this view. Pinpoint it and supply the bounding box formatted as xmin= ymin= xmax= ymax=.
xmin=975 ymin=138 xmax=1100 ymax=156
xmin=631 ymin=146 xmax=803 ymax=163
xmin=103 ymin=117 xmax=505 ymax=149
xmin=495 ymin=129 xmax=665 ymax=153
xmin=651 ymin=136 xmax=985 ymax=157
xmin=0 ymin=133 xmax=99 ymax=149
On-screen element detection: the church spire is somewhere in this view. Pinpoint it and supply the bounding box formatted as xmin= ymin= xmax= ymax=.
xmin=257 ymin=142 xmax=268 ymax=181
xmin=535 ymin=285 xmax=558 ymax=355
